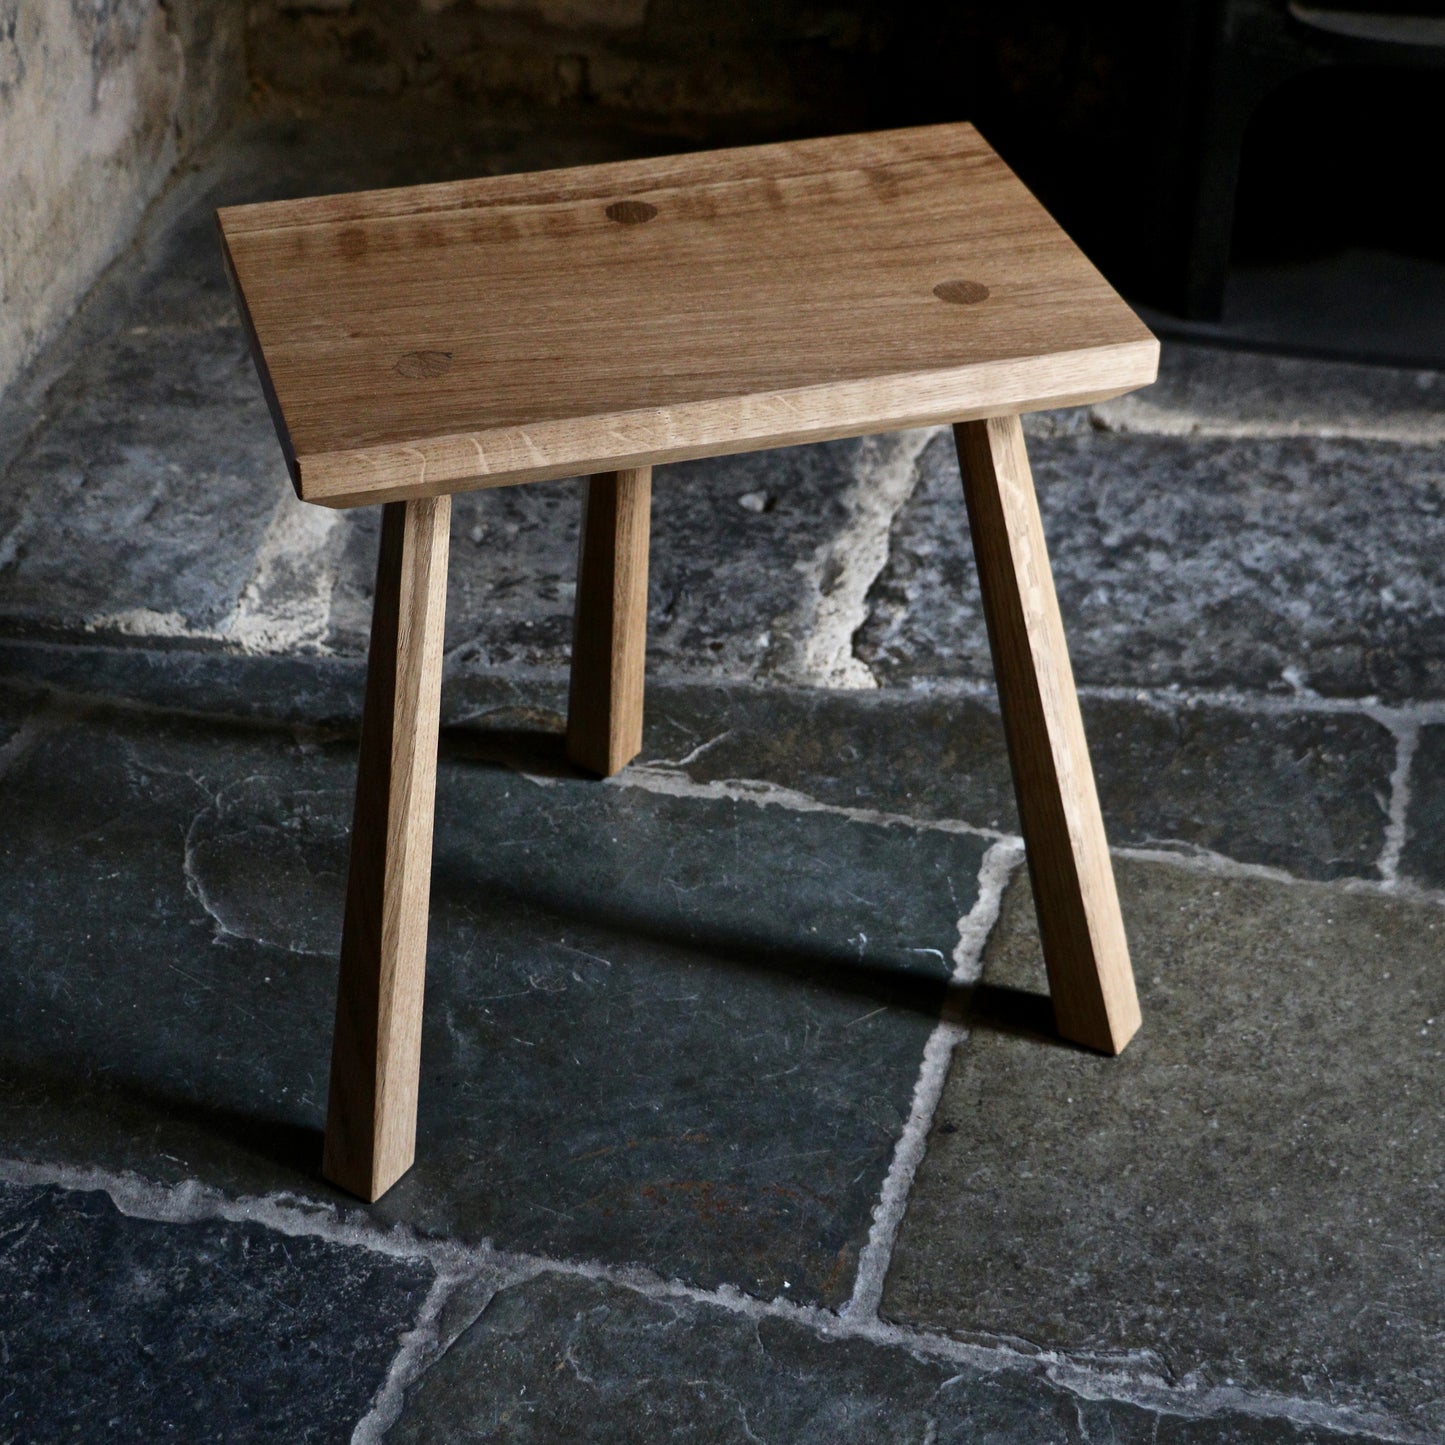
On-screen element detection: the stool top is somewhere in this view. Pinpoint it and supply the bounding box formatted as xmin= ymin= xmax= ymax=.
xmin=219 ymin=123 xmax=1157 ymax=509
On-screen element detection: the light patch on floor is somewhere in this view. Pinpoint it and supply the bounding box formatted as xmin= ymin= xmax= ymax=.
xmin=795 ymin=427 xmax=939 ymax=690
xmin=222 ymin=493 xmax=343 ymax=654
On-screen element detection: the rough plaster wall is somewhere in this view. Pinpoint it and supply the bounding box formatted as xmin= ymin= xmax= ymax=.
xmin=0 ymin=0 xmax=245 ymax=400
xmin=247 ymin=0 xmax=890 ymax=136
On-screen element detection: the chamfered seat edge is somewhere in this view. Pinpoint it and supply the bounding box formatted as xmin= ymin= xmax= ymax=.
xmin=290 ymin=336 xmax=1159 ymax=507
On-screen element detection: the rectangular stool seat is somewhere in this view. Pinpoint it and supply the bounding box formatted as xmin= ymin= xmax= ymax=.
xmin=220 ymin=121 xmax=1157 ymax=1203
xmin=219 ymin=123 xmax=1157 ymax=508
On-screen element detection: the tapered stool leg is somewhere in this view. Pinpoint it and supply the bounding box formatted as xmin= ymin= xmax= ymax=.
xmin=955 ymin=416 xmax=1141 ymax=1054
xmin=566 ymin=466 xmax=652 ymax=777
xmin=324 ymin=495 xmax=451 ymax=1201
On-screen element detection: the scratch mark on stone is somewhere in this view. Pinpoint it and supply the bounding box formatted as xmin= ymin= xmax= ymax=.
xmin=180 ymin=781 xmax=331 ymax=958
xmin=644 ymin=728 xmax=734 ymax=768
xmin=617 ymin=764 xmax=1008 ymax=845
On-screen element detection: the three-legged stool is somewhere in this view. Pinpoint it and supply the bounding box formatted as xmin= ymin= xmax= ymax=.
xmin=219 ymin=123 xmax=1159 ymax=1202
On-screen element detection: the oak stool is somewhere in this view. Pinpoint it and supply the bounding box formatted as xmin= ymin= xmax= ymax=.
xmin=219 ymin=123 xmax=1159 ymax=1203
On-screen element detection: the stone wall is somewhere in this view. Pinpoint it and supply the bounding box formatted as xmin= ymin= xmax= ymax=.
xmin=0 ymin=0 xmax=245 ymax=399
xmin=246 ymin=0 xmax=894 ymax=139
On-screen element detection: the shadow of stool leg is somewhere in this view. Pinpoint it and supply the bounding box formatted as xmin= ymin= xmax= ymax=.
xmin=323 ymin=494 xmax=451 ymax=1200
xmin=955 ymin=416 xmax=1141 ymax=1054
xmin=566 ymin=466 xmax=652 ymax=777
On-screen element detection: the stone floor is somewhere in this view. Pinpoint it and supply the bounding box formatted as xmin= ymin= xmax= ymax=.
xmin=1 ymin=98 xmax=1442 ymax=1443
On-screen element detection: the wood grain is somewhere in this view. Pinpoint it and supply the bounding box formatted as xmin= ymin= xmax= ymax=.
xmin=955 ymin=415 xmax=1141 ymax=1055
xmin=218 ymin=123 xmax=1158 ymax=508
xmin=567 ymin=467 xmax=651 ymax=776
xmin=323 ymin=494 xmax=451 ymax=1201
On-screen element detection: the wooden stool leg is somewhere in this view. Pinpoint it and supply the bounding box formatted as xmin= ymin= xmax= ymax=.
xmin=955 ymin=416 xmax=1141 ymax=1054
xmin=323 ymin=495 xmax=451 ymax=1201
xmin=566 ymin=466 xmax=652 ymax=777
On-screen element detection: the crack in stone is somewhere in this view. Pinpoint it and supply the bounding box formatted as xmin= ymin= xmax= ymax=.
xmin=727 ymin=1388 xmax=767 ymax=1445
xmin=843 ymin=840 xmax=1022 ymax=1327
xmin=642 ymin=728 xmax=735 ymax=768
xmin=614 ymin=764 xmax=1010 ymax=845
xmin=1375 ymin=719 xmax=1419 ymax=887
xmin=350 ymin=1266 xmax=500 ymax=1445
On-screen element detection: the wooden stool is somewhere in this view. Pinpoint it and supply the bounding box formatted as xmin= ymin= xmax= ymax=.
xmin=219 ymin=123 xmax=1158 ymax=1203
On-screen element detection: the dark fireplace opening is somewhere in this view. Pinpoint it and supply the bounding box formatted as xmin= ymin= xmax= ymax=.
xmin=1233 ymin=64 xmax=1445 ymax=270
xmin=1217 ymin=60 xmax=1445 ymax=363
